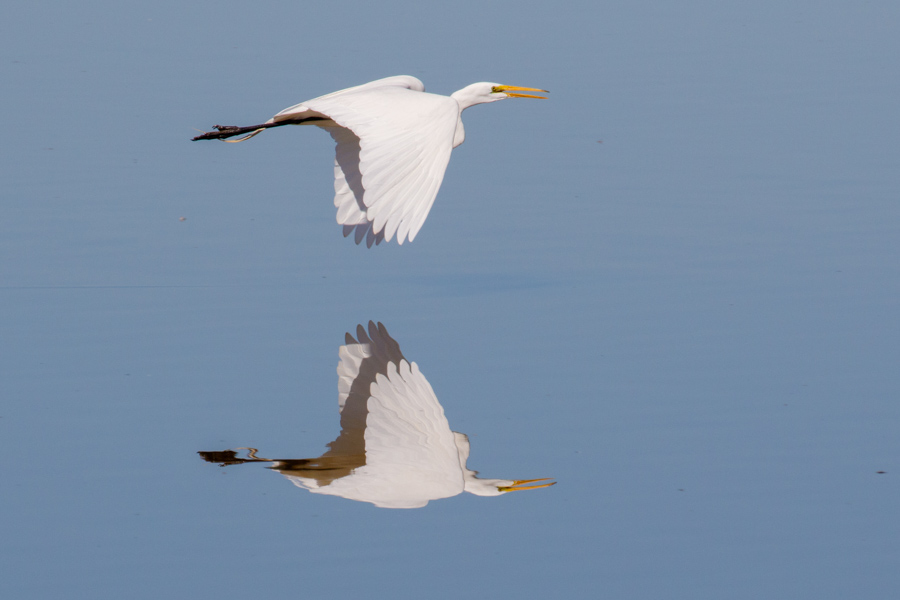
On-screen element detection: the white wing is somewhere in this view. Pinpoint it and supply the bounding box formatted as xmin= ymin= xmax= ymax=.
xmin=272 ymin=76 xmax=459 ymax=245
xmin=328 ymin=126 xmax=382 ymax=246
xmin=363 ymin=361 xmax=463 ymax=502
xmin=313 ymin=359 xmax=464 ymax=508
xmin=336 ymin=321 xmax=405 ymax=413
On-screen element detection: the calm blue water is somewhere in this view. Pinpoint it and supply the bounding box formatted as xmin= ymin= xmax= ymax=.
xmin=3 ymin=1 xmax=899 ymax=598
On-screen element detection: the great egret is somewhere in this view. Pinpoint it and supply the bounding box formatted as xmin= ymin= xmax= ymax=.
xmin=192 ymin=76 xmax=548 ymax=246
xmin=199 ymin=321 xmax=555 ymax=509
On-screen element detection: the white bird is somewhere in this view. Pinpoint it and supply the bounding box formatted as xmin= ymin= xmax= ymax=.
xmin=199 ymin=321 xmax=555 ymax=509
xmin=193 ymin=76 xmax=548 ymax=246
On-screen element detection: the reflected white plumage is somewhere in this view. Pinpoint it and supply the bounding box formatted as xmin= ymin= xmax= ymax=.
xmin=199 ymin=322 xmax=554 ymax=509
xmin=193 ymin=76 xmax=548 ymax=246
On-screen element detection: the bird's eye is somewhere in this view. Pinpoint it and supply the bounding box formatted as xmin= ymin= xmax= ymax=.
xmin=490 ymin=86 xmax=503 ymax=94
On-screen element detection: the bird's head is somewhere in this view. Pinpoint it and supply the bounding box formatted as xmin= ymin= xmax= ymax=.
xmin=451 ymin=82 xmax=548 ymax=110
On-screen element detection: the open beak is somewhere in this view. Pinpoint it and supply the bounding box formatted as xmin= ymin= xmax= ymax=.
xmin=498 ymin=478 xmax=557 ymax=492
xmin=493 ymin=85 xmax=549 ymax=99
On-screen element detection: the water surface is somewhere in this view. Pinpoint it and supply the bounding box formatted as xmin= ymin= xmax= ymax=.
xmin=2 ymin=1 xmax=899 ymax=598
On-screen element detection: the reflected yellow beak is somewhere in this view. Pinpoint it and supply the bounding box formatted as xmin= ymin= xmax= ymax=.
xmin=492 ymin=85 xmax=549 ymax=99
xmin=498 ymin=478 xmax=557 ymax=492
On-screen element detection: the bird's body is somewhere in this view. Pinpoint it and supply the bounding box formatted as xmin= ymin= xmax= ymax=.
xmin=193 ymin=76 xmax=547 ymax=246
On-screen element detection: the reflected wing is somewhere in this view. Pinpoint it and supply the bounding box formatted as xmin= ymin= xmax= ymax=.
xmin=347 ymin=360 xmax=463 ymax=506
xmin=309 ymin=353 xmax=463 ymax=508
xmin=337 ymin=321 xmax=405 ymax=414
xmin=274 ymin=77 xmax=458 ymax=245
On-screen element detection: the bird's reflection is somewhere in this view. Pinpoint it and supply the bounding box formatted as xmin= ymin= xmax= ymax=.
xmin=199 ymin=322 xmax=554 ymax=509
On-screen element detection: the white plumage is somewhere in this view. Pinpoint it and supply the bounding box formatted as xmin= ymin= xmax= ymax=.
xmin=193 ymin=76 xmax=547 ymax=246
xmin=199 ymin=322 xmax=554 ymax=508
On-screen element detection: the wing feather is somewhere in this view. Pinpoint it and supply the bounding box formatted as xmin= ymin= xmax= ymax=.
xmin=363 ymin=360 xmax=463 ymax=498
xmin=295 ymin=79 xmax=458 ymax=244
xmin=329 ymin=127 xmax=367 ymax=226
xmin=371 ymin=161 xmax=431 ymax=236
xmin=337 ymin=321 xmax=405 ymax=413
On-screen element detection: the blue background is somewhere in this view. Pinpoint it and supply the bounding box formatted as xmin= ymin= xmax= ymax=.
xmin=2 ymin=1 xmax=899 ymax=598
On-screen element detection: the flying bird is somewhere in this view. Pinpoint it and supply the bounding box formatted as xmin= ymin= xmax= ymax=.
xmin=199 ymin=322 xmax=555 ymax=509
xmin=192 ymin=76 xmax=548 ymax=246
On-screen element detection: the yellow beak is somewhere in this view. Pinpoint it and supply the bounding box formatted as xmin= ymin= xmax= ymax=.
xmin=498 ymin=478 xmax=557 ymax=492
xmin=492 ymin=85 xmax=549 ymax=99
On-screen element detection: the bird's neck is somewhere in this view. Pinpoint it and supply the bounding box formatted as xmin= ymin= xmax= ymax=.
xmin=452 ymin=116 xmax=466 ymax=148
